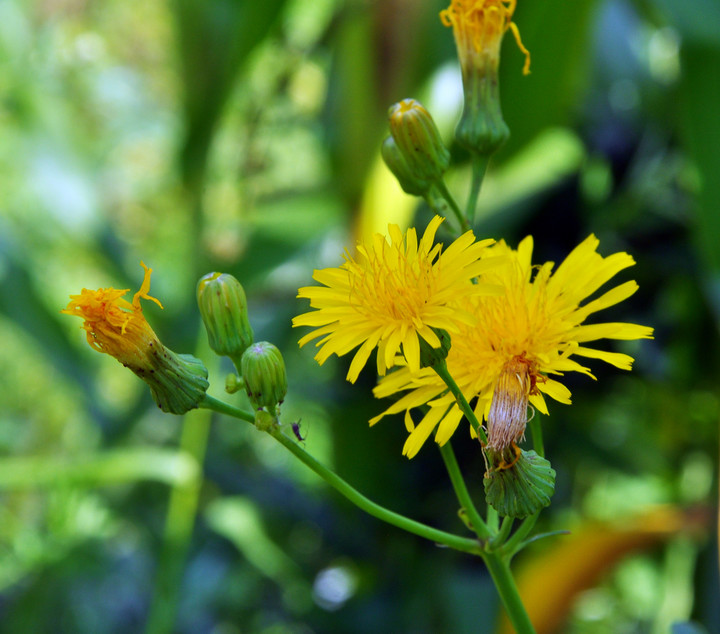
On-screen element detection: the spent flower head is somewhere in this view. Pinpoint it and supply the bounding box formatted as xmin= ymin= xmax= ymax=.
xmin=441 ymin=0 xmax=531 ymax=154
xmin=440 ymin=0 xmax=530 ymax=76
xmin=293 ymin=216 xmax=500 ymax=383
xmin=372 ymin=235 xmax=654 ymax=458
xmin=62 ymin=262 xmax=208 ymax=414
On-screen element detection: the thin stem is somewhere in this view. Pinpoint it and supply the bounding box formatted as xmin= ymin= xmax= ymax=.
xmin=433 ymin=181 xmax=471 ymax=234
xmin=146 ymin=407 xmax=211 ymax=634
xmin=502 ymin=512 xmax=540 ymax=559
xmin=484 ymin=553 xmax=536 ymax=634
xmin=438 ymin=441 xmax=490 ymax=541
xmin=528 ymin=414 xmax=544 ymax=457
xmin=270 ymin=428 xmax=483 ymax=556
xmin=200 ymin=394 xmax=255 ymax=424
xmin=465 ymin=155 xmax=489 ymax=225
xmin=487 ymin=505 xmax=500 ymax=533
xmin=431 ymin=362 xmax=487 ymax=445
xmin=489 ymin=516 xmax=514 ymax=549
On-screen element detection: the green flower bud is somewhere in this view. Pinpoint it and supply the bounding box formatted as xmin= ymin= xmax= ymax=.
xmin=240 ymin=341 xmax=287 ymax=411
xmin=386 ymin=99 xmax=450 ymax=192
xmin=483 ymin=448 xmax=555 ymax=519
xmin=381 ymin=136 xmax=428 ymax=196
xmin=225 ymin=373 xmax=243 ymax=394
xmin=197 ymin=272 xmax=253 ymax=366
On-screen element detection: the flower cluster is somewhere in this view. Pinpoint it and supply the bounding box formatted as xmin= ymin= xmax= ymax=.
xmin=295 ymin=225 xmax=653 ymax=458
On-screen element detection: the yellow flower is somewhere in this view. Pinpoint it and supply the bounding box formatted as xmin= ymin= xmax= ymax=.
xmin=293 ymin=216 xmax=499 ymax=383
xmin=440 ymin=0 xmax=531 ymax=75
xmin=63 ymin=262 xmax=209 ymax=414
xmin=371 ymin=235 xmax=654 ymax=458
xmin=62 ymin=262 xmax=164 ymax=368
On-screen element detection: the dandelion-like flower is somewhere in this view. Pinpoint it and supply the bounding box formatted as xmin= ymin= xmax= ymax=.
xmin=293 ymin=216 xmax=499 ymax=383
xmin=440 ymin=0 xmax=531 ymax=75
xmin=372 ymin=235 xmax=654 ymax=458
xmin=63 ymin=262 xmax=208 ymax=414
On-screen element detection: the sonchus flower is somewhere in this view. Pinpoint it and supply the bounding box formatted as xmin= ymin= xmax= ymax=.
xmin=293 ymin=215 xmax=500 ymax=383
xmin=440 ymin=0 xmax=531 ymax=154
xmin=372 ymin=235 xmax=654 ymax=459
xmin=62 ymin=262 xmax=209 ymax=414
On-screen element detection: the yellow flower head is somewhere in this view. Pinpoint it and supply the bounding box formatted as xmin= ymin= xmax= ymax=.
xmin=62 ymin=262 xmax=164 ymax=368
xmin=440 ymin=0 xmax=531 ymax=75
xmin=372 ymin=235 xmax=654 ymax=458
xmin=293 ymin=216 xmax=499 ymax=383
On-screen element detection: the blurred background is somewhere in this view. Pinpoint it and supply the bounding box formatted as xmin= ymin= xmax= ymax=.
xmin=1 ymin=0 xmax=718 ymax=632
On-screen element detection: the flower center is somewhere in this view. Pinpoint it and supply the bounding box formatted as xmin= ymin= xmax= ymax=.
xmin=349 ymin=247 xmax=436 ymax=323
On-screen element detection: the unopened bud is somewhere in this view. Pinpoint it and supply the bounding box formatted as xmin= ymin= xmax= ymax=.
xmin=240 ymin=341 xmax=287 ymax=411
xmin=385 ymin=99 xmax=450 ymax=193
xmin=197 ymin=272 xmax=253 ymax=366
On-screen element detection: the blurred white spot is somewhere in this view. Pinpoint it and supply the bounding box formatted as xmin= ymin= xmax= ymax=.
xmin=31 ymin=152 xmax=98 ymax=230
xmin=428 ymin=63 xmax=463 ymax=122
xmin=74 ymin=32 xmax=105 ymax=62
xmin=648 ymin=27 xmax=680 ymax=84
xmin=312 ymin=564 xmax=357 ymax=611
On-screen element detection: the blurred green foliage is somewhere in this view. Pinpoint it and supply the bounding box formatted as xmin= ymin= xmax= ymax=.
xmin=0 ymin=0 xmax=718 ymax=632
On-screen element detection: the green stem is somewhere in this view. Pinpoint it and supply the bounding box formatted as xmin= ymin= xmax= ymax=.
xmin=146 ymin=407 xmax=211 ymax=634
xmin=487 ymin=504 xmax=500 ymax=533
xmin=484 ymin=553 xmax=536 ymax=633
xmin=200 ymin=394 xmax=255 ymax=424
xmin=489 ymin=516 xmax=514 ymax=549
xmin=502 ymin=512 xmax=540 ymax=559
xmin=433 ymin=181 xmax=471 ymax=234
xmin=431 ymin=362 xmax=487 ymax=445
xmin=438 ymin=441 xmax=490 ymax=541
xmin=465 ymin=155 xmax=489 ymax=225
xmin=270 ymin=428 xmax=483 ymax=555
xmin=528 ymin=415 xmax=544 ymax=457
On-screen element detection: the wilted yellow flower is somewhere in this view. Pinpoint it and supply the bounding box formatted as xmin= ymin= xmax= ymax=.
xmin=372 ymin=235 xmax=654 ymax=458
xmin=63 ymin=262 xmax=208 ymax=414
xmin=293 ymin=216 xmax=499 ymax=383
xmin=440 ymin=0 xmax=531 ymax=75
xmin=63 ymin=262 xmax=163 ymax=365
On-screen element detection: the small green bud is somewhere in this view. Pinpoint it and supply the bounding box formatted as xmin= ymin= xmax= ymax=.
xmin=385 ymin=99 xmax=450 ymax=193
xmin=254 ymin=409 xmax=277 ymax=432
xmin=240 ymin=341 xmax=287 ymax=411
xmin=197 ymin=272 xmax=253 ymax=366
xmin=225 ymin=373 xmax=244 ymax=394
